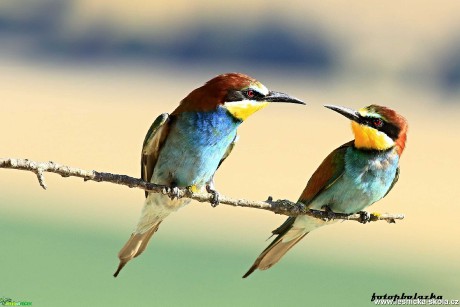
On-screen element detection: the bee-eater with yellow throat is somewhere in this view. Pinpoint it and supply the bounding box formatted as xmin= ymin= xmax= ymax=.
xmin=243 ymin=104 xmax=408 ymax=278
xmin=114 ymin=73 xmax=305 ymax=277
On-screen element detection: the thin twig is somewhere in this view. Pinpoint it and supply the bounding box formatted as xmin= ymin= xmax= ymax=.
xmin=0 ymin=158 xmax=404 ymax=223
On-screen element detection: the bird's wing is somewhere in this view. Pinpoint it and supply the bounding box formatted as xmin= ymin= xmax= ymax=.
xmin=205 ymin=134 xmax=238 ymax=188
xmin=298 ymin=141 xmax=353 ymax=205
xmin=141 ymin=113 xmax=171 ymax=197
xmin=383 ymin=167 xmax=399 ymax=198
xmin=216 ymin=133 xmax=238 ymax=170
xmin=243 ymin=141 xmax=354 ymax=278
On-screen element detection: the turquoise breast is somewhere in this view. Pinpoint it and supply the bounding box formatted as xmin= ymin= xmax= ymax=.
xmin=309 ymin=147 xmax=399 ymax=214
xmin=151 ymin=106 xmax=240 ymax=187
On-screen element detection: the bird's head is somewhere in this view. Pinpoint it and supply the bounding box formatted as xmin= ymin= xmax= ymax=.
xmin=173 ymin=73 xmax=305 ymax=120
xmin=325 ymin=104 xmax=408 ymax=155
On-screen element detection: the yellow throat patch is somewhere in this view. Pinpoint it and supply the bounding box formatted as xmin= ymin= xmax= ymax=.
xmin=224 ymin=100 xmax=269 ymax=121
xmin=351 ymin=121 xmax=395 ymax=150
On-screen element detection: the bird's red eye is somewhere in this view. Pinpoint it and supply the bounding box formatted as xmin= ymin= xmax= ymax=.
xmin=373 ymin=118 xmax=383 ymax=128
xmin=246 ymin=90 xmax=255 ymax=98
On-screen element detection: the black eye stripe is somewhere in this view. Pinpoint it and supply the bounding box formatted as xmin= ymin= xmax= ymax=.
xmin=225 ymin=88 xmax=265 ymax=102
xmin=225 ymin=90 xmax=245 ymax=102
xmin=360 ymin=116 xmax=400 ymax=140
xmin=243 ymin=89 xmax=264 ymax=99
xmin=361 ymin=117 xmax=383 ymax=127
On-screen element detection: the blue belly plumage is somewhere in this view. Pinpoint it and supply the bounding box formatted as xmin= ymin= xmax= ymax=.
xmin=309 ymin=147 xmax=399 ymax=214
xmin=152 ymin=106 xmax=240 ymax=188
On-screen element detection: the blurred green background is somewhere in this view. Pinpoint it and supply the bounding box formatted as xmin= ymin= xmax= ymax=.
xmin=1 ymin=0 xmax=460 ymax=306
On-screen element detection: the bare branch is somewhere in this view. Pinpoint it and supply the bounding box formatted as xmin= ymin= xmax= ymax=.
xmin=0 ymin=157 xmax=404 ymax=223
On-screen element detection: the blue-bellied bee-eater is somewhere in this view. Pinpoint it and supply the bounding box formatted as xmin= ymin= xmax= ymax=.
xmin=114 ymin=73 xmax=305 ymax=277
xmin=243 ymin=104 xmax=408 ymax=278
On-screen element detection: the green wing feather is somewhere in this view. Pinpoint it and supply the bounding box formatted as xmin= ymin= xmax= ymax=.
xmin=272 ymin=141 xmax=352 ymax=236
xmin=383 ymin=167 xmax=399 ymax=198
xmin=216 ymin=134 xmax=238 ymax=170
xmin=298 ymin=141 xmax=352 ymax=206
xmin=141 ymin=113 xmax=170 ymax=197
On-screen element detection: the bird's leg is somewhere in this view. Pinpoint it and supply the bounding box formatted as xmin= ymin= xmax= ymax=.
xmin=205 ymin=178 xmax=220 ymax=207
xmin=358 ymin=211 xmax=371 ymax=224
xmin=321 ymin=205 xmax=336 ymax=221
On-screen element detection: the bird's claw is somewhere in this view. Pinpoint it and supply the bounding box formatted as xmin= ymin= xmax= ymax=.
xmin=321 ymin=205 xmax=336 ymax=221
xmin=358 ymin=211 xmax=371 ymax=224
xmin=166 ymin=186 xmax=180 ymax=200
xmin=206 ymin=185 xmax=220 ymax=207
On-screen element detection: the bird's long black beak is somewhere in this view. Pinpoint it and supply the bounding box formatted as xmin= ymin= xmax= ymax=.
xmin=265 ymin=91 xmax=305 ymax=105
xmin=324 ymin=104 xmax=360 ymax=122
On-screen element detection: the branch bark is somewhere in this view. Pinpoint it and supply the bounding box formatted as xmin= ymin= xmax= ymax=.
xmin=0 ymin=158 xmax=404 ymax=223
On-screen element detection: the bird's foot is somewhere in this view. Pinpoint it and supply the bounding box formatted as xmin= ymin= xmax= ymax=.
xmin=321 ymin=205 xmax=336 ymax=221
xmin=358 ymin=211 xmax=371 ymax=224
xmin=206 ymin=185 xmax=220 ymax=207
xmin=165 ymin=186 xmax=181 ymax=200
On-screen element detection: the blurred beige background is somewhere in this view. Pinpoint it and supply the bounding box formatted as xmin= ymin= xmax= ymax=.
xmin=1 ymin=0 xmax=460 ymax=306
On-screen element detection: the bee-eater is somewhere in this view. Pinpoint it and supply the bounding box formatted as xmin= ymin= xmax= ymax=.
xmin=114 ymin=73 xmax=305 ymax=277
xmin=243 ymin=104 xmax=408 ymax=278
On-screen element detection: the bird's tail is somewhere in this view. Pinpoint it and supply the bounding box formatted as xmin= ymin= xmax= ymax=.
xmin=113 ymin=221 xmax=162 ymax=277
xmin=113 ymin=193 xmax=189 ymax=277
xmin=243 ymin=214 xmax=331 ymax=278
xmin=243 ymin=217 xmax=308 ymax=278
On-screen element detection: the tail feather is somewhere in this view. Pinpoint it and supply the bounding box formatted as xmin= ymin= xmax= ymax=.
xmin=243 ymin=220 xmax=308 ymax=278
xmin=113 ymin=221 xmax=162 ymax=277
